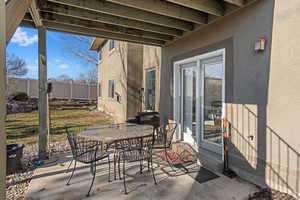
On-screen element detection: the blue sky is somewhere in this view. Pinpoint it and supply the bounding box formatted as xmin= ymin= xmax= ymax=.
xmin=6 ymin=27 xmax=97 ymax=79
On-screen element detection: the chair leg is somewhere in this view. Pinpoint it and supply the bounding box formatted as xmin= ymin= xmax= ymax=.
xmin=66 ymin=159 xmax=73 ymax=173
xmin=140 ymin=159 xmax=143 ymax=174
xmin=66 ymin=160 xmax=77 ymax=185
xmin=108 ymin=156 xmax=111 ymax=182
xmin=87 ymin=161 xmax=97 ymax=197
xmin=155 ymin=151 xmax=160 ymax=167
xmin=118 ymin=155 xmax=122 ymax=180
xmin=151 ymin=156 xmax=157 ymax=185
xmin=113 ymin=154 xmax=117 ymax=180
xmin=123 ymin=160 xmax=127 ymax=195
xmin=164 ymin=148 xmax=175 ymax=171
xmin=147 ymin=158 xmax=150 ymax=171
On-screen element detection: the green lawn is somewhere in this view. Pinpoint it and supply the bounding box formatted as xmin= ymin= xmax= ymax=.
xmin=6 ymin=108 xmax=111 ymax=145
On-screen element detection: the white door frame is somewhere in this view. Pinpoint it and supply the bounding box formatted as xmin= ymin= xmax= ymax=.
xmin=173 ymin=48 xmax=226 ymax=155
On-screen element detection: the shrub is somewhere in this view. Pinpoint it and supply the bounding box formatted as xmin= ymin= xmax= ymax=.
xmin=10 ymin=91 xmax=29 ymax=101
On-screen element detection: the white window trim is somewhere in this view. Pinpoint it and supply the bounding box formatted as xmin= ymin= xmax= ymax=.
xmin=108 ymin=40 xmax=116 ymax=55
xmin=107 ymin=79 xmax=116 ymax=100
xmin=98 ymin=50 xmax=103 ymax=64
xmin=144 ymin=67 xmax=157 ymax=111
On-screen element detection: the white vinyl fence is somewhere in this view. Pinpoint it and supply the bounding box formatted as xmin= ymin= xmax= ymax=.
xmin=7 ymin=78 xmax=98 ymax=100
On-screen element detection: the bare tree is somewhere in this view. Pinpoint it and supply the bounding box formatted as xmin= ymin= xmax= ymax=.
xmin=76 ymin=73 xmax=87 ymax=84
xmin=52 ymin=75 xmax=73 ymax=82
xmin=61 ymin=35 xmax=98 ymax=67
xmin=6 ymin=53 xmax=28 ymax=77
xmin=5 ymin=54 xmax=28 ymax=97
xmin=60 ymin=34 xmax=98 ymax=85
xmin=87 ymin=68 xmax=98 ymax=84
xmin=76 ymin=69 xmax=98 ymax=84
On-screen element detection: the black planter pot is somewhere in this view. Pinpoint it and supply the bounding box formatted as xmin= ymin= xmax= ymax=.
xmin=6 ymin=144 xmax=25 ymax=175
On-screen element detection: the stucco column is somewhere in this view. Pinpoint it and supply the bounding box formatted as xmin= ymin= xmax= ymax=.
xmin=0 ymin=1 xmax=6 ymax=199
xmin=38 ymin=26 xmax=49 ymax=160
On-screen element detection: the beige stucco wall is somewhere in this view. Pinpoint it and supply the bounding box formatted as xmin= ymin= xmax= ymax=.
xmin=127 ymin=43 xmax=143 ymax=118
xmin=159 ymin=0 xmax=300 ymax=197
xmin=97 ymin=40 xmax=128 ymax=122
xmin=97 ymin=40 xmax=162 ymax=121
xmin=143 ymin=46 xmax=161 ymax=111
xmin=265 ymin=0 xmax=300 ymax=196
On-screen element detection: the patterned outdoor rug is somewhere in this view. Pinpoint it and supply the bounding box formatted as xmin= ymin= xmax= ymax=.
xmin=156 ymin=150 xmax=192 ymax=165
xmin=156 ymin=150 xmax=219 ymax=183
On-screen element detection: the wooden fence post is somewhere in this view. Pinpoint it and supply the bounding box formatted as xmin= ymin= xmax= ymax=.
xmin=70 ymin=80 xmax=73 ymax=100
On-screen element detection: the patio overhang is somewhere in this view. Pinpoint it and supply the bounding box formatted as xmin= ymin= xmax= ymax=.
xmin=1 ymin=0 xmax=260 ymax=198
xmin=19 ymin=0 xmax=258 ymax=47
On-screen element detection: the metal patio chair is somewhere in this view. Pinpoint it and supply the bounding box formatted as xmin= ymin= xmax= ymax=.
xmin=112 ymin=134 xmax=157 ymax=194
xmin=65 ymin=126 xmax=111 ymax=197
xmin=105 ymin=123 xmax=138 ymax=181
xmin=153 ymin=122 xmax=178 ymax=167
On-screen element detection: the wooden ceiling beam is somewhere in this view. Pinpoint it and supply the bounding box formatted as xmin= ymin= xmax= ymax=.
xmin=41 ymin=12 xmax=173 ymax=41
xmin=106 ymin=0 xmax=207 ymax=24
xmin=224 ymin=0 xmax=244 ymax=7
xmin=6 ymin=0 xmax=32 ymax=42
xmin=20 ymin=19 xmax=165 ymax=46
xmin=46 ymin=0 xmax=194 ymax=31
xmin=36 ymin=21 xmax=165 ymax=46
xmin=20 ymin=20 xmax=36 ymax=29
xmin=165 ymin=0 xmax=223 ymax=16
xmin=28 ymin=0 xmax=42 ymax=27
xmin=40 ymin=2 xmax=182 ymax=37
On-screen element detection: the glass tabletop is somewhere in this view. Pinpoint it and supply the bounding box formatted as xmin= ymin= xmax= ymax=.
xmin=79 ymin=123 xmax=154 ymax=142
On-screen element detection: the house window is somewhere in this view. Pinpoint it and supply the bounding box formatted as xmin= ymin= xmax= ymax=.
xmin=98 ymin=51 xmax=102 ymax=62
xmin=109 ymin=40 xmax=115 ymax=51
xmin=144 ymin=68 xmax=156 ymax=110
xmin=108 ymin=80 xmax=116 ymax=98
xmin=98 ymin=81 xmax=102 ymax=97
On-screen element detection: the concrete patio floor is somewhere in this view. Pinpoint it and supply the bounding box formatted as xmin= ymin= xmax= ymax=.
xmin=26 ymin=152 xmax=257 ymax=200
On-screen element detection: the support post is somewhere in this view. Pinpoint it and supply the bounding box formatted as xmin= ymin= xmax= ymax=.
xmin=38 ymin=26 xmax=49 ymax=160
xmin=0 ymin=1 xmax=6 ymax=198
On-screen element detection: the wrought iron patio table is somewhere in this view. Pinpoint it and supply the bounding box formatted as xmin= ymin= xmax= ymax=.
xmin=79 ymin=123 xmax=156 ymax=194
xmin=79 ymin=123 xmax=154 ymax=143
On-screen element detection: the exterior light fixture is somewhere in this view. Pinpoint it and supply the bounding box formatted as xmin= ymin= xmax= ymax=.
xmin=255 ymin=38 xmax=267 ymax=52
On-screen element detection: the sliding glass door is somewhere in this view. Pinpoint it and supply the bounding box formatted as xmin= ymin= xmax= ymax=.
xmin=176 ymin=50 xmax=225 ymax=154
xmin=180 ymin=62 xmax=198 ymax=146
xmin=201 ymin=56 xmax=224 ymax=154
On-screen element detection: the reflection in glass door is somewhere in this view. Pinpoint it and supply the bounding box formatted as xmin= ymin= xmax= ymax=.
xmin=181 ymin=62 xmax=198 ymax=146
xmin=201 ymin=56 xmax=224 ymax=154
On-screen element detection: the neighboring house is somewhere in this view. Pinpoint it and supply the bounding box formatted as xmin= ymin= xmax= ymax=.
xmin=159 ymin=0 xmax=300 ymax=198
xmin=90 ymin=39 xmax=160 ymax=122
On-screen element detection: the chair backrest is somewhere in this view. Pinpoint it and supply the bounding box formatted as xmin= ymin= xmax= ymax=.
xmin=65 ymin=125 xmax=100 ymax=161
xmin=113 ymin=134 xmax=154 ymax=162
xmin=165 ymin=122 xmax=177 ymax=148
xmin=65 ymin=126 xmax=83 ymax=158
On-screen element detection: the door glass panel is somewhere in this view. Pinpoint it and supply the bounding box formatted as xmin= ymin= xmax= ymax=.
xmin=181 ymin=62 xmax=197 ymax=141
xmin=145 ymin=69 xmax=156 ymax=110
xmin=203 ymin=60 xmax=223 ymax=145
